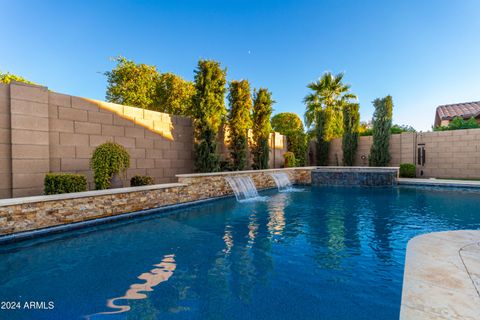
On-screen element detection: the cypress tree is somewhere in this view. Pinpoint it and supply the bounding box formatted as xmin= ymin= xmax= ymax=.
xmin=227 ymin=80 xmax=252 ymax=170
xmin=252 ymin=88 xmax=274 ymax=169
xmin=315 ymin=109 xmax=330 ymax=166
xmin=192 ymin=60 xmax=227 ymax=172
xmin=369 ymin=95 xmax=393 ymax=166
xmin=342 ymin=103 xmax=360 ymax=166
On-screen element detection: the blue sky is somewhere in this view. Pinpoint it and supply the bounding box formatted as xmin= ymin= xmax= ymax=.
xmin=1 ymin=0 xmax=479 ymax=131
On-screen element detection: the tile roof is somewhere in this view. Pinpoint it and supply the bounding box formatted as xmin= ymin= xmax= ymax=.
xmin=436 ymin=101 xmax=480 ymax=120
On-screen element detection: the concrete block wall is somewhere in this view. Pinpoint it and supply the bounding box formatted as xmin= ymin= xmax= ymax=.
xmin=324 ymin=129 xmax=480 ymax=179
xmin=0 ymin=85 xmax=11 ymax=198
xmin=0 ymin=82 xmax=287 ymax=199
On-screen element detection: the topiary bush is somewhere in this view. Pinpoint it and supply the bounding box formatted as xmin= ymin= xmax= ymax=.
xmin=399 ymin=163 xmax=416 ymax=178
xmin=284 ymin=151 xmax=296 ymax=168
xmin=44 ymin=173 xmax=87 ymax=195
xmin=130 ymin=175 xmax=154 ymax=187
xmin=90 ymin=142 xmax=130 ymax=190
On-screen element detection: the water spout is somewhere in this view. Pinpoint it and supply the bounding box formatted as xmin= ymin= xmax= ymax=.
xmin=270 ymin=172 xmax=293 ymax=191
xmin=225 ymin=175 xmax=261 ymax=201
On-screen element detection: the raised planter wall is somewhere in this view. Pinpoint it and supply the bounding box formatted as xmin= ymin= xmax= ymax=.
xmin=0 ymin=168 xmax=314 ymax=237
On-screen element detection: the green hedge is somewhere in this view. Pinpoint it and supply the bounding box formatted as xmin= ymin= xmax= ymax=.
xmin=284 ymin=151 xmax=296 ymax=168
xmin=130 ymin=175 xmax=154 ymax=187
xmin=399 ymin=163 xmax=416 ymax=178
xmin=44 ymin=173 xmax=87 ymax=195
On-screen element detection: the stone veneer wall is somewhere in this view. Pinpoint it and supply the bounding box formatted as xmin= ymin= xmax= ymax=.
xmin=323 ymin=129 xmax=480 ymax=179
xmin=0 ymin=82 xmax=287 ymax=199
xmin=0 ymin=168 xmax=314 ymax=236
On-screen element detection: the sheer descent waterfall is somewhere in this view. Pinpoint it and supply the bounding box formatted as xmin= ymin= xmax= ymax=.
xmin=270 ymin=172 xmax=293 ymax=191
xmin=225 ymin=175 xmax=260 ymax=201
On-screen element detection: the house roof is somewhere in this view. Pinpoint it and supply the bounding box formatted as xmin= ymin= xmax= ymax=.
xmin=436 ymin=101 xmax=480 ymax=120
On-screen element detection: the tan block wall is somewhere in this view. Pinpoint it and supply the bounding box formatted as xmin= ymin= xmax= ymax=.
xmin=0 ymin=84 xmax=12 ymax=198
xmin=47 ymin=92 xmax=194 ymax=190
xmin=323 ymin=130 xmax=480 ymax=179
xmin=0 ymin=82 xmax=287 ymax=199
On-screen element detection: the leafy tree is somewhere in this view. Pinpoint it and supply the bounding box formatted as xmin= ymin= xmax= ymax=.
xmin=433 ymin=116 xmax=480 ymax=131
xmin=0 ymin=72 xmax=36 ymax=85
xmin=192 ymin=60 xmax=227 ymax=172
xmin=391 ymin=124 xmax=416 ymax=134
xmin=342 ymin=103 xmax=360 ymax=166
xmin=227 ymin=80 xmax=252 ymax=170
xmin=271 ymin=112 xmax=307 ymax=166
xmin=105 ymin=56 xmax=159 ymax=109
xmin=252 ymin=88 xmax=274 ymax=169
xmin=369 ymin=95 xmax=393 ymax=166
xmin=156 ymin=72 xmax=195 ymax=116
xmin=304 ymin=72 xmax=356 ymax=165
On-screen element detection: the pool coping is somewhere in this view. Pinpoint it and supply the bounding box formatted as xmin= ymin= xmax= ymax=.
xmin=398 ymin=178 xmax=480 ymax=189
xmin=400 ymin=230 xmax=480 ymax=319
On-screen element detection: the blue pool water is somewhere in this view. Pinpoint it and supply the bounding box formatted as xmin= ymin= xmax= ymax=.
xmin=1 ymin=186 xmax=480 ymax=320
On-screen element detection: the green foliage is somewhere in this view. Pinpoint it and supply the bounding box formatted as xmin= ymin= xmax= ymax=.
xmin=192 ymin=60 xmax=227 ymax=172
xmin=399 ymin=163 xmax=416 ymax=178
xmin=391 ymin=124 xmax=416 ymax=134
xmin=156 ymin=72 xmax=196 ymax=116
xmin=227 ymin=80 xmax=252 ymax=170
xmin=105 ymin=56 xmax=160 ymax=109
xmin=304 ymin=72 xmax=356 ymax=165
xmin=271 ymin=112 xmax=308 ymax=166
xmin=284 ymin=151 xmax=296 ymax=168
xmin=252 ymin=88 xmax=274 ymax=169
xmin=90 ymin=142 xmax=131 ymax=190
xmin=434 ymin=116 xmax=480 ymax=131
xmin=369 ymin=95 xmax=393 ymax=166
xmin=342 ymin=103 xmax=360 ymax=166
xmin=130 ymin=175 xmax=154 ymax=186
xmin=44 ymin=173 xmax=87 ymax=195
xmin=0 ymin=72 xmax=36 ymax=85
xmin=315 ymin=110 xmax=330 ymax=165
xmin=360 ymin=123 xmax=415 ymax=136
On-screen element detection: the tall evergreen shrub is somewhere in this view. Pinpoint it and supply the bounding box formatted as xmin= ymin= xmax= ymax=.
xmin=227 ymin=80 xmax=252 ymax=170
xmin=192 ymin=60 xmax=227 ymax=172
xmin=252 ymin=88 xmax=274 ymax=169
xmin=342 ymin=103 xmax=360 ymax=166
xmin=369 ymin=95 xmax=393 ymax=166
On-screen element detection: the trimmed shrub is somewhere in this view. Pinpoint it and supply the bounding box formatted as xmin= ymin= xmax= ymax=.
xmin=399 ymin=163 xmax=416 ymax=178
xmin=130 ymin=175 xmax=154 ymax=187
xmin=284 ymin=152 xmax=296 ymax=168
xmin=44 ymin=173 xmax=87 ymax=195
xmin=91 ymin=142 xmax=130 ymax=190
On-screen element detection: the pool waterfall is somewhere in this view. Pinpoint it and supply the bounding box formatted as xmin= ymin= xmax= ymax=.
xmin=270 ymin=172 xmax=293 ymax=191
xmin=225 ymin=175 xmax=260 ymax=201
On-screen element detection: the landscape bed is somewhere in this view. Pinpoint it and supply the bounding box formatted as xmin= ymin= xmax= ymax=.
xmin=0 ymin=184 xmax=479 ymax=319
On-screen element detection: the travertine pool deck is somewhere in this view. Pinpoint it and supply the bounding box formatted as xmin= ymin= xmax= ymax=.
xmin=400 ymin=230 xmax=480 ymax=319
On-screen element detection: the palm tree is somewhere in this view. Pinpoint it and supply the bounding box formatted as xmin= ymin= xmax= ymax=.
xmin=304 ymin=72 xmax=356 ymax=165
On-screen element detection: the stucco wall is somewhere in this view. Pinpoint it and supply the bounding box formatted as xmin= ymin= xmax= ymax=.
xmin=0 ymin=82 xmax=287 ymax=199
xmin=325 ymin=130 xmax=480 ymax=179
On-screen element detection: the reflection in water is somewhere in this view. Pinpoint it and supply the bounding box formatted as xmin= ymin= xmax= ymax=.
xmin=267 ymin=193 xmax=287 ymax=237
xmin=222 ymin=226 xmax=234 ymax=254
xmin=89 ymin=254 xmax=176 ymax=317
xmin=247 ymin=213 xmax=259 ymax=248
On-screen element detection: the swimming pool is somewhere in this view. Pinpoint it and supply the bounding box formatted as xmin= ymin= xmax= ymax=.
xmin=0 ymin=186 xmax=479 ymax=319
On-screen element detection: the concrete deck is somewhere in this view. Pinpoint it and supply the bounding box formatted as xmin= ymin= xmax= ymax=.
xmin=400 ymin=230 xmax=480 ymax=319
xmin=399 ymin=178 xmax=480 ymax=189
